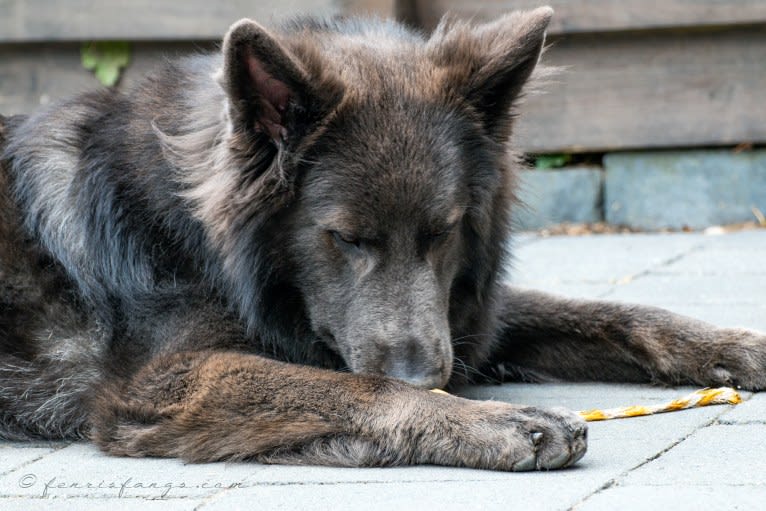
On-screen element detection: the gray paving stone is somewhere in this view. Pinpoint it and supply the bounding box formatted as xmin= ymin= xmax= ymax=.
xmin=510 ymin=233 xmax=706 ymax=285
xmin=201 ymin=479 xmax=590 ymax=511
xmin=620 ymin=424 xmax=766 ymax=487
xmin=578 ymin=485 xmax=766 ymax=511
xmin=606 ymin=274 xmax=766 ymax=305
xmin=0 ymin=447 xmax=58 ymax=476
xmin=718 ymin=393 xmax=766 ymax=424
xmin=0 ymin=496 xmax=203 ymax=511
xmin=660 ymin=245 xmax=766 ymax=275
xmin=604 ymin=149 xmax=766 ymax=230
xmin=516 ymin=167 xmax=603 ymax=230
xmin=233 ymin=464 xmax=513 ymax=485
xmin=201 ymin=481 xmax=568 ymax=511
xmin=704 ymin=230 xmax=766 ymax=248
xmin=0 ymin=443 xmax=259 ymax=499
xmin=231 ymin=465 xmax=520 ymax=487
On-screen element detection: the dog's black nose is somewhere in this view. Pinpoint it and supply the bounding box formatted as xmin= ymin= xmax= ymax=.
xmin=382 ymin=338 xmax=448 ymax=388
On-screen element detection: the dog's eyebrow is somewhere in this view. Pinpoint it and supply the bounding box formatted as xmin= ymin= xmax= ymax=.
xmin=314 ymin=208 xmax=356 ymax=230
xmin=425 ymin=207 xmax=465 ymax=236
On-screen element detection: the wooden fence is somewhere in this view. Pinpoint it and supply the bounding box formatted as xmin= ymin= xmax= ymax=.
xmin=1 ymin=0 xmax=764 ymax=153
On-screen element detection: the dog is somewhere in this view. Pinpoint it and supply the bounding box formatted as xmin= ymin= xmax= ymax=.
xmin=1 ymin=6 xmax=764 ymax=471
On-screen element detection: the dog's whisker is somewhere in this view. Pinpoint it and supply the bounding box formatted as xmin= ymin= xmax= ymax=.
xmin=451 ymin=333 xmax=495 ymax=346
xmin=452 ymin=355 xmax=487 ymax=381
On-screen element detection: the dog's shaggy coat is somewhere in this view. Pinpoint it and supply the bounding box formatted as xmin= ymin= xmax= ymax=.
xmin=1 ymin=7 xmax=764 ymax=470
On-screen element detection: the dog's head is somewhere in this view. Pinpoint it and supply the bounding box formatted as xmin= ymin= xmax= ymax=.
xmin=213 ymin=8 xmax=552 ymax=387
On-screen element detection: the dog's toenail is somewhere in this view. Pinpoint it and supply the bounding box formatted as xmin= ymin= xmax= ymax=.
xmin=513 ymin=454 xmax=537 ymax=471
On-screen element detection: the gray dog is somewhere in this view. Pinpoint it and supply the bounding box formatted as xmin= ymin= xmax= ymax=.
xmin=1 ymin=7 xmax=764 ymax=470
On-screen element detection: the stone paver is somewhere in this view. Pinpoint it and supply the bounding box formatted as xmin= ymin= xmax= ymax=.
xmin=0 ymin=497 xmax=202 ymax=511
xmin=0 ymin=443 xmax=259 ymax=499
xmin=604 ymin=149 xmax=766 ymax=229
xmin=618 ymin=424 xmax=766 ymax=487
xmin=509 ymin=233 xmax=707 ymax=288
xmin=578 ymin=486 xmax=766 ymax=511
xmin=0 ymin=447 xmax=60 ymax=477
xmin=1 ymin=231 xmax=764 ymax=510
xmin=719 ymin=393 xmax=766 ymax=424
xmin=516 ymin=167 xmax=603 ymax=230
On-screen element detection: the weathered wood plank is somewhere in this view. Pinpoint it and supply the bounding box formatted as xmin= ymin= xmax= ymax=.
xmin=412 ymin=0 xmax=766 ymax=34
xmin=0 ymin=42 xmax=215 ymax=115
xmin=337 ymin=0 xmax=399 ymax=18
xmin=514 ymin=27 xmax=766 ymax=152
xmin=2 ymin=28 xmax=765 ymax=153
xmin=0 ymin=0 xmax=342 ymax=42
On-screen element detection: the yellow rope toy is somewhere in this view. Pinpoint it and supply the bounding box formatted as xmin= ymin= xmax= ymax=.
xmin=577 ymin=387 xmax=741 ymax=421
xmin=431 ymin=387 xmax=742 ymax=421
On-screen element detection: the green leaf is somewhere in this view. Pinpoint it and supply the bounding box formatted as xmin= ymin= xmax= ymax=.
xmin=535 ymin=154 xmax=572 ymax=170
xmin=81 ymin=42 xmax=131 ymax=87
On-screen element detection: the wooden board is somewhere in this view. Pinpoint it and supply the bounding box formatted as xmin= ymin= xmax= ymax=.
xmin=0 ymin=42 xmax=214 ymax=115
xmin=337 ymin=0 xmax=399 ymax=18
xmin=513 ymin=27 xmax=766 ymax=153
xmin=412 ymin=0 xmax=766 ymax=34
xmin=0 ymin=0 xmax=342 ymax=42
xmin=2 ymin=27 xmax=765 ymax=153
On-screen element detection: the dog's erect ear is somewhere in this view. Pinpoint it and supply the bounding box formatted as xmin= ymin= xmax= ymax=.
xmin=427 ymin=6 xmax=553 ymax=141
xmin=221 ymin=19 xmax=343 ymax=143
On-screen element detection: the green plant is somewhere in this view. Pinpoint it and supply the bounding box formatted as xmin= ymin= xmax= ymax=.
xmin=81 ymin=42 xmax=131 ymax=87
xmin=534 ymin=154 xmax=572 ymax=170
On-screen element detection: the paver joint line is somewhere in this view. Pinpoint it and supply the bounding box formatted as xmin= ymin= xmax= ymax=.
xmin=568 ymin=402 xmax=742 ymax=511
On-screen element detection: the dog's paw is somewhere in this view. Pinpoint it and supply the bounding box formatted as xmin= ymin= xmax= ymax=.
xmin=494 ymin=404 xmax=587 ymax=471
xmin=701 ymin=328 xmax=766 ymax=391
xmin=427 ymin=399 xmax=587 ymax=471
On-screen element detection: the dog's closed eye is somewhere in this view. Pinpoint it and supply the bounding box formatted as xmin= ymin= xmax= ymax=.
xmin=421 ymin=223 xmax=458 ymax=249
xmin=330 ymin=230 xmax=364 ymax=254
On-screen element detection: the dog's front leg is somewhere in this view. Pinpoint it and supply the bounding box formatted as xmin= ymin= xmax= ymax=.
xmin=489 ymin=286 xmax=766 ymax=390
xmin=89 ymin=350 xmax=586 ymax=470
